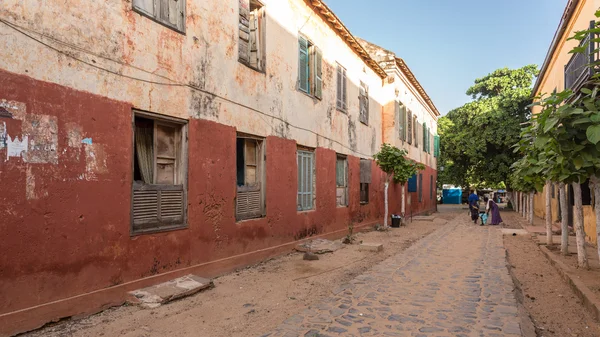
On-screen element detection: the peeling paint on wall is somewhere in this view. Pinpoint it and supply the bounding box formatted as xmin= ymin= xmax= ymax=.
xmin=0 ymin=122 xmax=6 ymax=149
xmin=84 ymin=144 xmax=108 ymax=181
xmin=25 ymin=166 xmax=46 ymax=200
xmin=67 ymin=123 xmax=83 ymax=148
xmin=6 ymin=135 xmax=28 ymax=160
xmin=22 ymin=114 xmax=58 ymax=164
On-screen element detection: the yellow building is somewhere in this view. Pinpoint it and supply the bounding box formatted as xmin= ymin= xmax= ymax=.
xmin=532 ymin=0 xmax=599 ymax=243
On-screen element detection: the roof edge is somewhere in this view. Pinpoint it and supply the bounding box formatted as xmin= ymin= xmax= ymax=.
xmin=306 ymin=0 xmax=387 ymax=79
xmin=395 ymin=58 xmax=441 ymax=117
xmin=532 ymin=0 xmax=580 ymax=95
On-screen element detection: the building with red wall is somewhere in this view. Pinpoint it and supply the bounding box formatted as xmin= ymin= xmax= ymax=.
xmin=0 ymin=0 xmax=439 ymax=334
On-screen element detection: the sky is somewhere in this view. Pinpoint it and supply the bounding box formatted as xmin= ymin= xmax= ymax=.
xmin=324 ymin=0 xmax=567 ymax=116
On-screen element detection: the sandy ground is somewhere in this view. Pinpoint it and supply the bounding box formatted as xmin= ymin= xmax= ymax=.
xmin=25 ymin=212 xmax=453 ymax=337
xmin=504 ymin=212 xmax=600 ymax=337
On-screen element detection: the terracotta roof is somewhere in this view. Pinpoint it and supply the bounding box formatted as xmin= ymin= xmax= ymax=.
xmin=307 ymin=0 xmax=387 ymax=79
xmin=532 ymin=0 xmax=580 ymax=95
xmin=395 ymin=57 xmax=441 ymax=117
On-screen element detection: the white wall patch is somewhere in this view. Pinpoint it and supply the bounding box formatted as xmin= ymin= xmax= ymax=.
xmin=6 ymin=135 xmax=28 ymax=160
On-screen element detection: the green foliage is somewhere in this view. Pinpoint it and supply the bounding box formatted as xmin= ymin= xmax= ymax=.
xmin=438 ymin=65 xmax=539 ymax=188
xmin=373 ymin=143 xmax=425 ymax=184
xmin=512 ymin=15 xmax=600 ymax=189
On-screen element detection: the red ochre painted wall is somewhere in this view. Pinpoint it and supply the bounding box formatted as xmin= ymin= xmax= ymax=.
xmin=0 ymin=69 xmax=436 ymax=334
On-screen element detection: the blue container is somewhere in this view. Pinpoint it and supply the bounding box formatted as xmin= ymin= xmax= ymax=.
xmin=442 ymin=188 xmax=462 ymax=204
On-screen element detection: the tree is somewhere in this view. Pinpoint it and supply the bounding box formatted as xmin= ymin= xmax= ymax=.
xmin=438 ymin=65 xmax=538 ymax=188
xmin=373 ymin=144 xmax=425 ymax=228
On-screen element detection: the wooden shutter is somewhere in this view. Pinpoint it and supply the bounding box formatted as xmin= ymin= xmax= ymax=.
xmin=336 ymin=65 xmax=342 ymax=109
xmin=422 ymin=123 xmax=427 ymax=152
xmin=158 ymin=0 xmax=183 ymax=31
xmin=408 ymin=174 xmax=417 ymax=192
xmin=155 ymin=123 xmax=178 ymax=184
xmin=249 ymin=10 xmax=259 ymax=68
xmin=297 ymin=151 xmax=314 ymax=210
xmin=133 ymin=0 xmax=154 ymax=16
xmin=133 ymin=184 xmax=185 ymax=232
xmin=314 ymin=47 xmax=323 ymax=99
xmin=360 ymin=159 xmax=371 ymax=184
xmin=418 ymin=174 xmax=423 ymax=202
xmin=342 ymin=68 xmax=347 ymax=111
xmin=434 ymin=135 xmax=440 ymax=157
xmin=258 ymin=7 xmax=266 ymax=70
xmin=414 ymin=120 xmax=419 ymax=148
xmin=236 ymin=190 xmax=261 ymax=220
xmin=238 ymin=0 xmax=250 ymax=64
xmin=298 ymin=37 xmax=309 ymax=93
xmin=236 ymin=139 xmax=263 ymax=220
xmin=407 ymin=110 xmax=413 ymax=145
xmin=359 ymin=83 xmax=369 ymax=125
xmin=398 ymin=103 xmax=406 ymax=141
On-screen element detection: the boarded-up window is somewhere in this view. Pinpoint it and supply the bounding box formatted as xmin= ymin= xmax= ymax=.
xmin=239 ymin=0 xmax=266 ymax=71
xmin=236 ymin=136 xmax=265 ymax=220
xmin=336 ymin=156 xmax=348 ymax=207
xmin=297 ymin=150 xmax=315 ymax=211
xmin=359 ymin=82 xmax=369 ymax=125
xmin=398 ymin=102 xmax=406 ymax=141
xmin=132 ymin=113 xmax=187 ymax=235
xmin=360 ymin=159 xmax=371 ymax=204
xmin=133 ymin=0 xmax=185 ymax=32
xmin=336 ymin=64 xmax=348 ymax=112
xmin=406 ymin=110 xmax=413 ymax=145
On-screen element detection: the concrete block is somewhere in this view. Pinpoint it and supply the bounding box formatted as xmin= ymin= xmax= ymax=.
xmin=359 ymin=243 xmax=383 ymax=252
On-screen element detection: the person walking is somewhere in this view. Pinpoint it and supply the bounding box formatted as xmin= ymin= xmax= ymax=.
xmin=468 ymin=190 xmax=479 ymax=224
xmin=485 ymin=196 xmax=503 ymax=225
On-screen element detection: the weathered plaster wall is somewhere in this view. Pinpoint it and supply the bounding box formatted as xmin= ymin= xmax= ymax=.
xmin=0 ymin=0 xmax=384 ymax=159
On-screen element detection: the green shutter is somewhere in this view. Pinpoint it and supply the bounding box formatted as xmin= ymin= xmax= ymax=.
xmin=422 ymin=123 xmax=427 ymax=151
xmin=314 ymin=47 xmax=322 ymax=99
xmin=434 ymin=135 xmax=440 ymax=157
xmin=298 ymin=37 xmax=309 ymax=94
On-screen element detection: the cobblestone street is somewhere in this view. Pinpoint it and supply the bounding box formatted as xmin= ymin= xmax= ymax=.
xmin=263 ymin=215 xmax=522 ymax=337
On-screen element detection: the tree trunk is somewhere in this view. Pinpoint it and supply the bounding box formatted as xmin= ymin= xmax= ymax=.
xmin=559 ymin=182 xmax=569 ymax=255
xmin=573 ymin=182 xmax=589 ymax=269
xmin=401 ymin=183 xmax=406 ymax=216
xmin=529 ymin=191 xmax=534 ymax=225
xmin=545 ymin=181 xmax=553 ymax=245
xmin=591 ymin=175 xmax=600 ymax=263
xmin=522 ymin=193 xmax=526 ymax=218
xmin=384 ymin=177 xmax=389 ymax=229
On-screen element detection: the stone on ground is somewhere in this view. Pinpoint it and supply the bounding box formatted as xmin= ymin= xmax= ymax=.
xmin=358 ymin=243 xmax=383 ymax=252
xmin=413 ymin=215 xmax=436 ymax=222
xmin=303 ymin=252 xmax=319 ymax=261
xmin=129 ymin=275 xmax=212 ymax=309
xmin=295 ymin=238 xmax=344 ymax=254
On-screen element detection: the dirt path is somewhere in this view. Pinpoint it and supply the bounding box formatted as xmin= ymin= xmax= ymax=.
xmin=25 ymin=211 xmax=454 ymax=337
xmin=503 ymin=212 xmax=600 ymax=337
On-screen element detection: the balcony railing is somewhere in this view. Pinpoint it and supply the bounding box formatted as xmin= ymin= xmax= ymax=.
xmin=564 ymin=21 xmax=597 ymax=93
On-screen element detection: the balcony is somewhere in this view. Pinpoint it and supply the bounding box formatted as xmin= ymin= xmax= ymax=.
xmin=564 ymin=21 xmax=598 ymax=94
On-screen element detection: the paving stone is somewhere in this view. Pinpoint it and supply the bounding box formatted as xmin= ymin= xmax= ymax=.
xmin=261 ymin=215 xmax=522 ymax=337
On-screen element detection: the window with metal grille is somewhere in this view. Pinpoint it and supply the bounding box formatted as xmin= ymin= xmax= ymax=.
xmin=359 ymin=82 xmax=369 ymax=125
xmin=297 ymin=150 xmax=315 ymax=211
xmin=298 ymin=36 xmax=322 ymax=99
xmin=360 ymin=159 xmax=371 ymax=204
xmin=336 ymin=156 xmax=348 ymax=207
xmin=336 ymin=64 xmax=348 ymax=112
xmin=133 ymin=0 xmax=186 ymax=33
xmin=236 ymin=136 xmax=266 ymax=221
xmin=132 ymin=112 xmax=187 ymax=235
xmin=238 ymin=0 xmax=266 ymax=72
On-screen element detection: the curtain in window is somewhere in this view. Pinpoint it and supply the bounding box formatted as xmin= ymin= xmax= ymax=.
xmin=135 ymin=124 xmax=154 ymax=184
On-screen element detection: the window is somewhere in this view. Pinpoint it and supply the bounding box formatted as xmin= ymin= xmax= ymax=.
xmin=430 ymin=175 xmax=434 ymax=200
xmin=236 ymin=136 xmax=266 ymax=220
xmin=336 ymin=156 xmax=348 ymax=207
xmin=434 ymin=135 xmax=440 ymax=157
xmin=298 ymin=37 xmax=322 ymax=98
xmin=418 ymin=173 xmax=423 ymax=202
xmin=423 ymin=123 xmax=428 ymax=153
xmin=407 ymin=110 xmax=413 ymax=145
xmin=398 ymin=102 xmax=406 ymax=141
xmin=239 ymin=0 xmax=266 ymax=72
xmin=359 ymin=82 xmax=369 ymax=125
xmin=297 ymin=149 xmax=315 ymax=211
xmin=133 ymin=0 xmax=185 ymax=33
xmin=336 ymin=64 xmax=348 ymax=111
xmin=360 ymin=159 xmax=371 ymax=204
xmin=414 ymin=117 xmax=419 ymax=148
xmin=132 ymin=113 xmax=187 ymax=235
